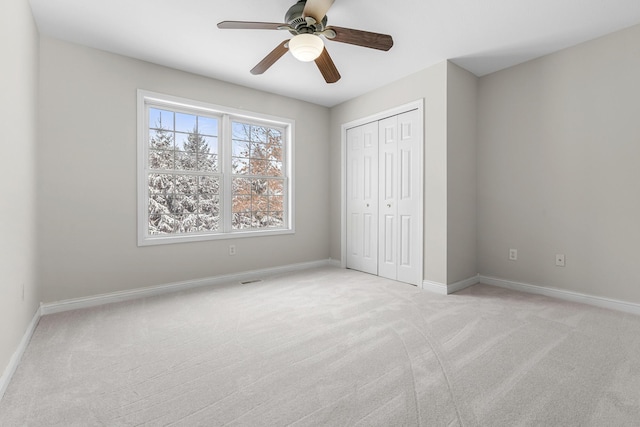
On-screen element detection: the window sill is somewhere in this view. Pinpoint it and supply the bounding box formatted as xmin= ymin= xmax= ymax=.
xmin=137 ymin=227 xmax=295 ymax=246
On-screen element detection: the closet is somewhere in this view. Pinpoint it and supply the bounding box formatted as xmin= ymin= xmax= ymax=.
xmin=345 ymin=108 xmax=422 ymax=285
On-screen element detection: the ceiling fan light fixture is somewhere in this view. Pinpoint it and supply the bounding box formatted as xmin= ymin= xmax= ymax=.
xmin=289 ymin=34 xmax=324 ymax=62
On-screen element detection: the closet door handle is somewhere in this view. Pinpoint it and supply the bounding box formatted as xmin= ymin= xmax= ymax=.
xmin=387 ymin=203 xmax=391 ymax=208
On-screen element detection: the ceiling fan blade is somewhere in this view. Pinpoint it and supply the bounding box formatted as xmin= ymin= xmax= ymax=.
xmin=303 ymin=0 xmax=335 ymax=23
xmin=315 ymin=47 xmax=341 ymax=84
xmin=217 ymin=21 xmax=286 ymax=30
xmin=326 ymin=26 xmax=394 ymax=51
xmin=250 ymin=40 xmax=290 ymax=75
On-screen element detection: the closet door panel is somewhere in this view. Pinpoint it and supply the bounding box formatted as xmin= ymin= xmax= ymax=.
xmin=396 ymin=109 xmax=422 ymax=284
xmin=378 ymin=117 xmax=398 ymax=280
xmin=346 ymin=122 xmax=378 ymax=275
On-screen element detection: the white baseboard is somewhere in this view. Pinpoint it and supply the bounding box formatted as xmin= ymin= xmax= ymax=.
xmin=40 ymin=259 xmax=336 ymax=316
xmin=327 ymin=258 xmax=342 ymax=268
xmin=421 ymin=280 xmax=447 ymax=295
xmin=448 ymin=275 xmax=480 ymax=294
xmin=422 ymin=275 xmax=479 ymax=295
xmin=480 ymin=275 xmax=640 ymax=316
xmin=0 ymin=308 xmax=41 ymax=401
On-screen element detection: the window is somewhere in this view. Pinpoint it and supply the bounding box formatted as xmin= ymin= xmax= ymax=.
xmin=138 ymin=90 xmax=293 ymax=245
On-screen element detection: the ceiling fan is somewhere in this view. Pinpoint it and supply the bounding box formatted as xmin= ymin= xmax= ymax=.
xmin=217 ymin=0 xmax=394 ymax=84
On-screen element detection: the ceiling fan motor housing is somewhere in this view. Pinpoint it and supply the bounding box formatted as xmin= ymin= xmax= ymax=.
xmin=285 ymin=0 xmax=327 ymax=34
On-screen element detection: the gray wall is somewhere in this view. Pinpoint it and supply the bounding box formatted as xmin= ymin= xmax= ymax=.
xmin=447 ymin=63 xmax=478 ymax=284
xmin=37 ymin=38 xmax=331 ymax=302
xmin=0 ymin=0 xmax=40 ymax=384
xmin=477 ymin=24 xmax=640 ymax=303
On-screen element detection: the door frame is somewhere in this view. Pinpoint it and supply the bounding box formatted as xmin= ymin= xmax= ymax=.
xmin=340 ymin=99 xmax=424 ymax=286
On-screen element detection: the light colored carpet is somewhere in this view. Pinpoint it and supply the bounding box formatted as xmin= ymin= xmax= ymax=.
xmin=1 ymin=267 xmax=640 ymax=426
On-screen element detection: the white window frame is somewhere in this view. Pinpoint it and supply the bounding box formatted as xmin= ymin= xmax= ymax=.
xmin=137 ymin=90 xmax=295 ymax=246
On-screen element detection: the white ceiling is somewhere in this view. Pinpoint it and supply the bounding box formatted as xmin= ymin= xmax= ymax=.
xmin=29 ymin=0 xmax=640 ymax=107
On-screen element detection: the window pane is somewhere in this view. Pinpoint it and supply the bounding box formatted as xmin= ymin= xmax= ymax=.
xmin=253 ymin=212 xmax=269 ymax=228
xmin=230 ymin=122 xmax=283 ymax=178
xmin=269 ymin=128 xmax=282 ymax=142
xmin=199 ymin=176 xmax=219 ymax=195
xmin=269 ymin=212 xmax=284 ymax=227
xmin=254 ymin=195 xmax=269 ymax=211
xmin=252 ymin=126 xmax=267 ymax=143
xmin=198 ymin=154 xmax=217 ymax=172
xmin=232 ymin=157 xmax=249 ymax=174
xmin=184 ymin=196 xmax=198 ymax=214
xmin=177 ymin=214 xmax=199 ymax=233
xmin=198 ymin=117 xmax=218 ymax=136
xmin=251 ymin=143 xmax=267 ymax=159
xmin=202 ymin=136 xmax=217 ymax=154
xmin=269 ymin=161 xmax=283 ymax=176
xmin=232 ymin=139 xmax=250 ymax=157
xmin=267 ymin=179 xmax=284 ymax=196
xmin=175 ymin=113 xmax=197 ymax=133
xmin=149 ymin=194 xmax=170 ymax=215
xmin=250 ymin=159 xmax=269 ymax=175
xmin=149 ymin=150 xmax=174 ymax=170
xmin=148 ymin=174 xmax=175 ymax=194
xmin=198 ymin=213 xmax=219 ymax=231
xmin=184 ymin=196 xmax=199 ymax=214
xmin=201 ymin=139 xmax=217 ymax=171
xmin=149 ymin=129 xmax=174 ymax=150
xmin=149 ymin=213 xmax=176 ymax=234
xmin=232 ymin=195 xmax=251 ymax=213
xmin=270 ymin=196 xmax=284 ymax=212
xmin=199 ymin=195 xmax=219 ymax=215
xmin=251 ymin=179 xmax=268 ymax=197
xmin=176 ymin=152 xmax=197 ymax=171
xmin=170 ymin=195 xmax=185 ymax=213
xmin=267 ymin=144 xmax=283 ymax=161
xmin=149 ymin=108 xmax=174 ymax=131
xmin=232 ymin=212 xmax=252 ymax=230
xmin=175 ymin=132 xmax=190 ymax=152
xmin=232 ymin=122 xmax=251 ymax=141
xmin=233 ymin=177 xmax=252 ymax=195
xmin=148 ymin=173 xmax=220 ymax=234
xmin=175 ymin=175 xmax=197 ymax=194
xmin=229 ymin=177 xmax=286 ymax=230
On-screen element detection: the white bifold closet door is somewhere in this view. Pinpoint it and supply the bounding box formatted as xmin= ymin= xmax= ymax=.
xmin=346 ymin=121 xmax=379 ymax=275
xmin=346 ymin=109 xmax=421 ymax=285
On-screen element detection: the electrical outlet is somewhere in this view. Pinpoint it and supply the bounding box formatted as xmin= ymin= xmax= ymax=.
xmin=555 ymin=254 xmax=565 ymax=267
xmin=229 ymin=245 xmax=236 ymax=256
xmin=509 ymin=248 xmax=518 ymax=261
